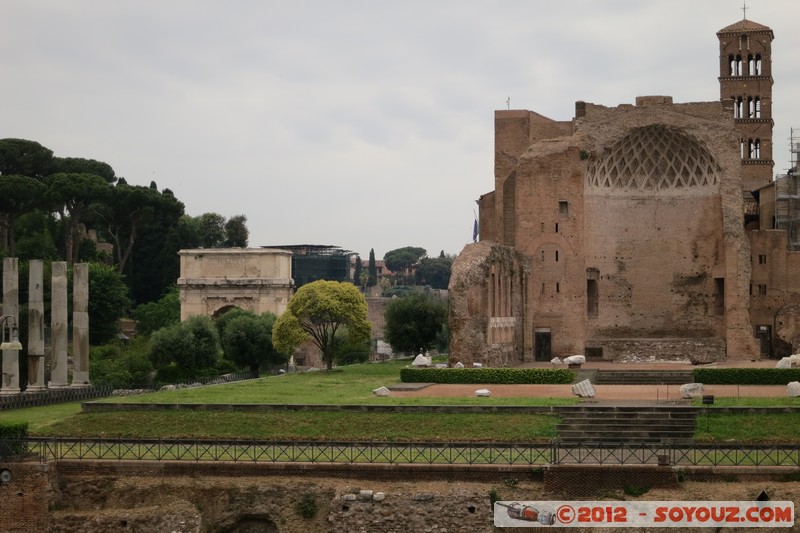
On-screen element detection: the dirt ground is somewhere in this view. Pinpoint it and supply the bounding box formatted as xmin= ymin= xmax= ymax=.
xmin=390 ymin=383 xmax=787 ymax=401
xmin=391 ymin=360 xmax=793 ymax=402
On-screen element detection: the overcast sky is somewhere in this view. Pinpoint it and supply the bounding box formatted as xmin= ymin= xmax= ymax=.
xmin=2 ymin=1 xmax=798 ymax=260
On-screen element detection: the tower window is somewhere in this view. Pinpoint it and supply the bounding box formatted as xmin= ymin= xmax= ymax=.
xmin=748 ymin=139 xmax=761 ymax=159
xmin=729 ymin=54 xmax=743 ymax=75
xmin=748 ymin=54 xmax=762 ymax=76
xmin=734 ymin=97 xmax=744 ymax=119
xmin=559 ymin=200 xmax=569 ymax=218
xmin=748 ymin=97 xmax=761 ymax=118
xmin=758 ymin=284 xmax=767 ymax=296
xmin=758 ymin=254 xmax=767 ymax=265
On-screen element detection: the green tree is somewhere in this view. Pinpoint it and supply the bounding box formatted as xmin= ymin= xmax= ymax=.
xmin=333 ymin=327 xmax=371 ymax=365
xmin=384 ymin=292 xmax=448 ymax=354
xmin=126 ymin=188 xmax=185 ymax=305
xmin=0 ymin=138 xmax=54 ymax=178
xmin=414 ymin=255 xmax=453 ymax=289
xmin=148 ymin=315 xmax=222 ymax=378
xmin=383 ymin=246 xmax=426 ymax=284
xmin=95 ymin=182 xmax=183 ymax=273
xmin=89 ymin=341 xmax=154 ymax=389
xmin=224 ymin=214 xmax=249 ymax=247
xmin=45 ymin=172 xmax=110 ymax=265
xmin=367 ymin=248 xmax=377 ymax=287
xmin=221 ymin=311 xmax=286 ymax=375
xmin=197 ymin=212 xmax=226 ymax=248
xmin=175 ymin=214 xmax=202 ymax=249
xmin=50 ymin=156 xmax=116 ymax=183
xmin=14 ymin=212 xmax=59 ymax=260
xmin=0 ymin=175 xmax=47 ymax=256
xmin=352 ymin=255 xmax=363 ymax=285
xmin=88 ymin=262 xmax=132 ymax=345
xmin=132 ymin=287 xmax=180 ymax=337
xmin=273 ymin=280 xmax=371 ymax=371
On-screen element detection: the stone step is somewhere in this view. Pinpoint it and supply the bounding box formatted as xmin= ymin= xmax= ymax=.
xmin=560 ymin=411 xmax=697 ymax=421
xmin=555 ymin=406 xmax=698 ymax=444
xmin=555 ymin=406 xmax=699 ymax=415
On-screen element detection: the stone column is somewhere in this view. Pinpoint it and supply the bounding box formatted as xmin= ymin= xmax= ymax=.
xmin=26 ymin=260 xmax=46 ymax=392
xmin=1 ymin=258 xmax=20 ymax=395
xmin=49 ymin=262 xmax=69 ymax=388
xmin=71 ymin=263 xmax=90 ymax=387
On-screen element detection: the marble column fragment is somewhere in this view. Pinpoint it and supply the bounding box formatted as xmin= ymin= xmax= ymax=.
xmin=1 ymin=258 xmax=20 ymax=395
xmin=71 ymin=263 xmax=90 ymax=387
xmin=49 ymin=261 xmax=69 ymax=388
xmin=26 ymin=260 xmax=46 ymax=391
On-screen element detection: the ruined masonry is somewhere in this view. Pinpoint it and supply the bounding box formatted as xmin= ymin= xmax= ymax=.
xmin=449 ymin=17 xmax=800 ymax=366
xmin=0 ymin=259 xmax=90 ymax=393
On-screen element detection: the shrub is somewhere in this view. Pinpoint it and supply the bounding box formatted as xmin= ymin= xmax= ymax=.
xmin=295 ymin=493 xmax=318 ymax=519
xmin=400 ymin=367 xmax=574 ymax=384
xmin=693 ymin=368 xmax=800 ymax=385
xmin=0 ymin=422 xmax=28 ymax=458
xmin=623 ymin=484 xmax=650 ymax=497
xmin=149 ymin=315 xmax=221 ymax=378
xmin=90 ymin=343 xmax=154 ymax=389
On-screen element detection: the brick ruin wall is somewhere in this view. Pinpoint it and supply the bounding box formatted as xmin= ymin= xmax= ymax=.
xmin=4 ymin=461 xmax=800 ymax=532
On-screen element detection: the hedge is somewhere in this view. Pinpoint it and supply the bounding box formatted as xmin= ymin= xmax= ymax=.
xmin=400 ymin=367 xmax=575 ymax=385
xmin=693 ymin=368 xmax=800 ymax=385
xmin=0 ymin=422 xmax=28 ymax=458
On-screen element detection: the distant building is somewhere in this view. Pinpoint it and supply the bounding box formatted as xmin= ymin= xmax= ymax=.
xmin=450 ymin=15 xmax=800 ymax=366
xmin=264 ymin=244 xmax=352 ymax=288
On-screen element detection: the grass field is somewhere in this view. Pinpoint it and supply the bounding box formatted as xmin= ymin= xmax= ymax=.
xmin=1 ymin=360 xmax=799 ymax=442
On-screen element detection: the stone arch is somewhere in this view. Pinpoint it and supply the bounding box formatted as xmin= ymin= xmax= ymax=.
xmin=178 ymin=248 xmax=294 ymax=321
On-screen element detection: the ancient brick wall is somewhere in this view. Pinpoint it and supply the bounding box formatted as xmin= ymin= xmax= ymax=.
xmin=0 ymin=462 xmax=52 ymax=533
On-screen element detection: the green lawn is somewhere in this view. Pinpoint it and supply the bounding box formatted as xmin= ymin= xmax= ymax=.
xmin=2 ymin=361 xmax=800 ymax=443
xmin=93 ymin=359 xmax=577 ymax=406
xmin=0 ymin=360 xmax=569 ymax=440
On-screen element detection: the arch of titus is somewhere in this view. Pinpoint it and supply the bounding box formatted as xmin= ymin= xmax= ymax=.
xmin=177 ymin=248 xmax=293 ymax=320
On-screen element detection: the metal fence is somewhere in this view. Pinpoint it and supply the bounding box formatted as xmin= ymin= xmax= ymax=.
xmin=0 ymin=386 xmax=114 ymax=411
xmin=4 ymin=437 xmax=800 ymax=467
xmin=0 ymin=371 xmax=259 ymax=411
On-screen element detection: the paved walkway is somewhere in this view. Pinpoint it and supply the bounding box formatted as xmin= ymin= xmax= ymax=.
xmin=391 ymin=359 xmax=793 ymax=401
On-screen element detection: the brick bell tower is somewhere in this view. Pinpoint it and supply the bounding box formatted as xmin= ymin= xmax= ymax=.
xmin=717 ymin=14 xmax=775 ymax=194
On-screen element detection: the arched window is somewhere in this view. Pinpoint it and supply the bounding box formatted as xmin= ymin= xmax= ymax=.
xmin=748 ymin=97 xmax=755 ymax=118
xmin=741 ymin=139 xmax=746 ymax=159
xmin=733 ymin=55 xmax=744 ymax=76
xmin=734 ymin=97 xmax=744 ymax=119
xmin=748 ymin=139 xmax=761 ymax=159
xmin=755 ymin=54 xmax=762 ymax=75
xmin=729 ymin=54 xmax=743 ymax=76
xmin=753 ymin=97 xmax=761 ymax=118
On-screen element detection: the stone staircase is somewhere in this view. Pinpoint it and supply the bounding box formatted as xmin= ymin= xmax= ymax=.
xmin=555 ymin=406 xmax=698 ymax=445
xmin=592 ymin=369 xmax=694 ymax=385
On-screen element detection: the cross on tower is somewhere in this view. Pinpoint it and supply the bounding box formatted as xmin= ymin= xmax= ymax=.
xmin=741 ymin=1 xmax=747 ymax=19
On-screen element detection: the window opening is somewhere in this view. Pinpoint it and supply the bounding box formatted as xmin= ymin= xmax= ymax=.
xmin=559 ymin=200 xmax=569 ymax=218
